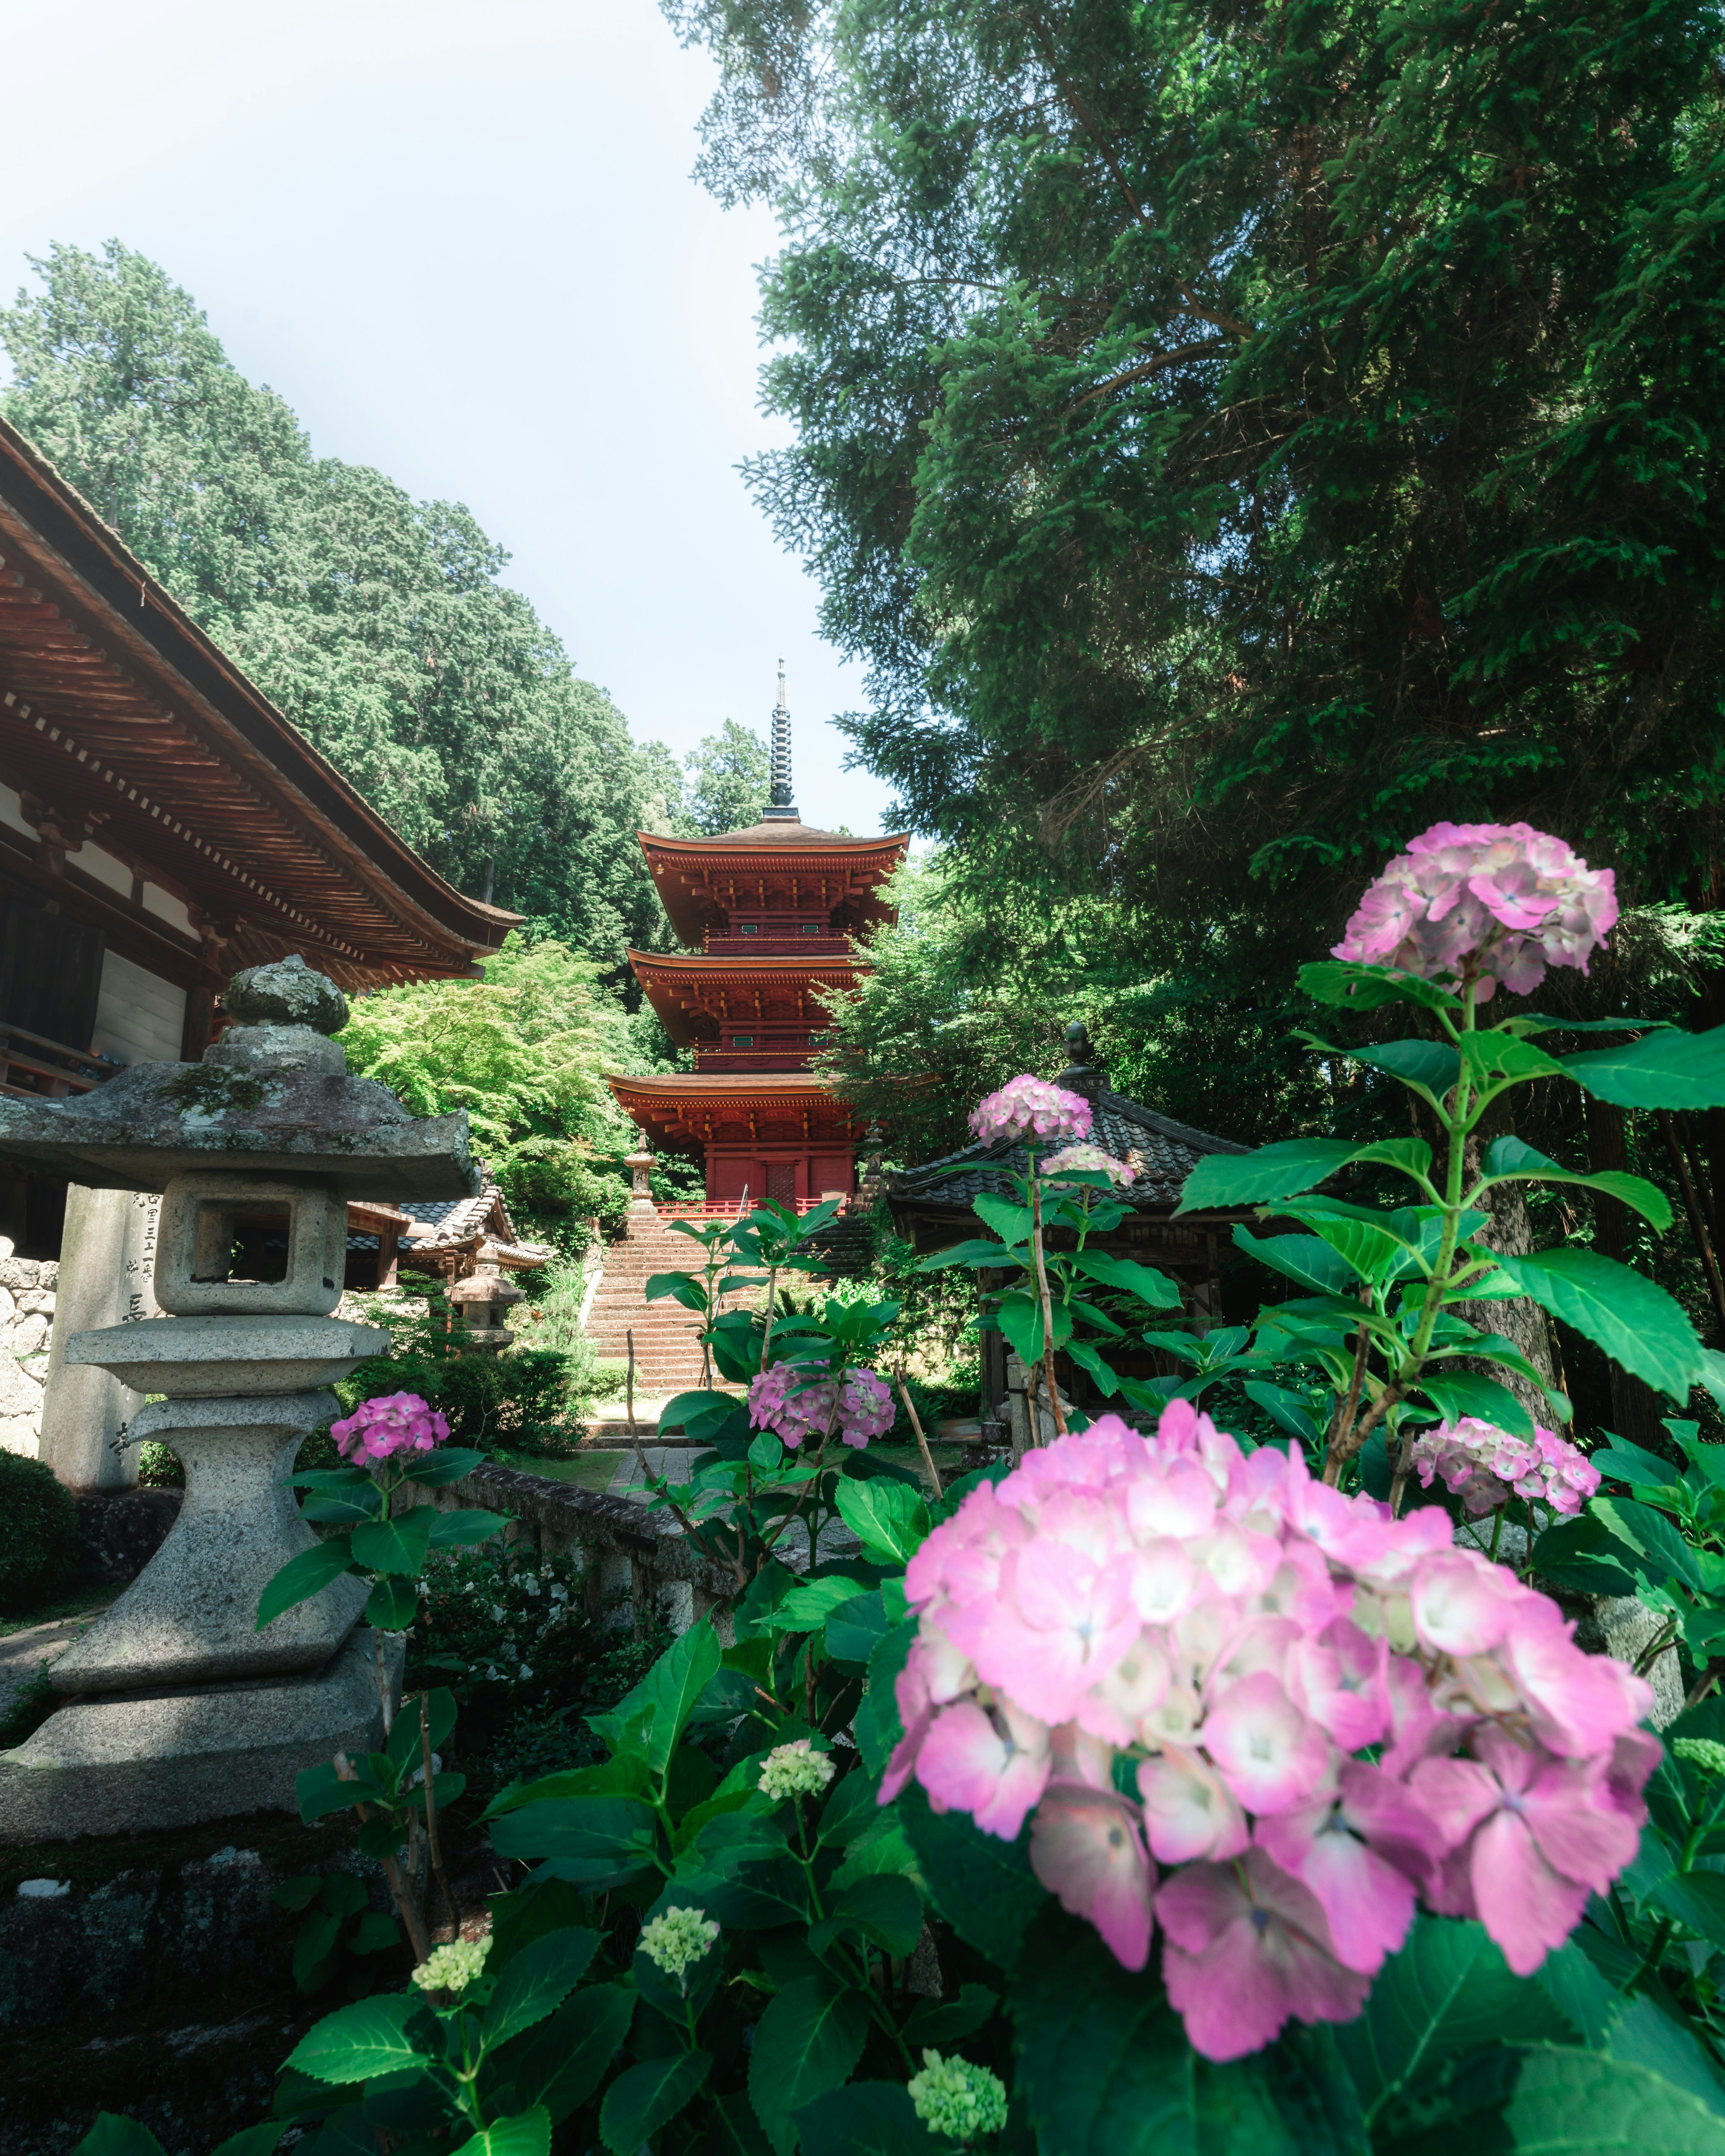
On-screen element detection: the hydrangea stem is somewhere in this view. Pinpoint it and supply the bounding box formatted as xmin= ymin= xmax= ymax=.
xmin=1029 ymin=1166 xmax=1067 ymax=1440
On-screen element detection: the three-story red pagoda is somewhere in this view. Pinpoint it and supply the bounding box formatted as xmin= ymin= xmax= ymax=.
xmin=607 ymin=668 xmax=907 ymax=1209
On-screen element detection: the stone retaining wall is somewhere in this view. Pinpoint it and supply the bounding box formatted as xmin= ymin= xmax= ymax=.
xmin=402 ymin=1458 xmax=743 ymax=1637
xmin=0 ymin=1246 xmax=58 ymax=1459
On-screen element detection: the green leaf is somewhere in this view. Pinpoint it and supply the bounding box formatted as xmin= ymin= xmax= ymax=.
xmin=902 ymin=1985 xmax=999 ymax=2047
xmin=1435 ymin=1330 xmax=1574 ymax=1418
xmin=257 ymin=1537 xmax=354 ymax=1629
xmin=1529 ymin=1515 xmax=1641 ymax=1596
xmin=1491 ymin=1249 xmax=1705 ymax=1401
xmin=1070 ymin=1249 xmax=1181 ymax=1308
xmin=898 ymin=1782 xmax=1045 ymax=1968
xmin=1334 ymin=1914 xmax=1576 ymax=2125
xmin=1010 ymin=1903 xmax=1342 ymax=2156
xmin=287 ymin=1996 xmax=429 ymax=2086
xmin=348 ymin=1912 xmax=399 ymax=1954
xmin=748 ymin=1975 xmax=871 ymax=2156
xmin=995 ymin=1290 xmax=1045 ymax=1365
xmin=508 ymin=1984 xmax=634 ymax=2124
xmin=402 ymin=1446 xmax=487 ymax=1487
xmin=854 ymin=1618 xmax=915 ymax=1777
xmin=825 ymin=1588 xmax=890 ymax=1666
xmin=75 ymin=2119 xmax=171 ymax=2156
xmin=1387 ymin=2044 xmax=1725 ymax=2154
xmin=1562 ymin=1026 xmax=1725 ymax=1111
xmin=364 ymin=1575 xmax=419 ymax=1631
xmin=599 ymin=2051 xmax=711 ymax=2154
xmin=834 ymin=1476 xmax=930 ymax=1565
xmin=451 ymin=2111 xmax=550 ymax=2156
xmin=292 ymin=1909 xmax=342 ymax=1990
xmin=1650 ymin=1869 xmax=1725 ymax=1950
xmin=1419 ymin=1369 xmax=1536 ymax=1440
xmin=487 ymin=1796 xmax=659 ymax=1888
xmin=208 ymin=2129 xmax=286 ymax=2156
xmin=1591 ymin=1440 xmax=1683 ymax=1493
xmin=918 ymin=1236 xmax=1029 ymax=1271
xmin=794 ymin=2083 xmax=938 ymax=2155
xmin=773 ymin=1575 xmax=876 ymax=1630
xmin=1482 ymin=1135 xmax=1674 ymax=1232
xmin=481 ymin=1927 xmax=599 ymax=2051
xmin=808 ymin=1873 xmax=924 ymax=1958
xmin=1178 ymin=1139 xmax=1362 ymax=1214
xmin=350 ymin=1508 xmax=435 ymax=1579
xmin=427 ymin=1508 xmax=506 ymax=1549
xmin=1591 ymin=1495 xmax=1707 ymax=1592
xmin=588 ymin=1617 xmax=723 ymax=1772
xmin=1297 ymin=960 xmax=1461 ymax=1013
xmin=1234 ymin=1226 xmax=1359 ymax=1296
xmin=1243 ymin=1380 xmax=1326 ymax=1445
xmin=1350 ymin=1038 xmax=1463 ymax=1101
xmin=659 ymin=1389 xmax=743 ymax=1439
xmin=1460 ymin=1033 xmax=1569 ymax=1086
xmin=974 ymin=1192 xmax=1034 ymax=1245
xmin=646 ymin=1271 xmax=708 ymax=1312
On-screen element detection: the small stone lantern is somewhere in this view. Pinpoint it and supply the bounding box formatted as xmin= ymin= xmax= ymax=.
xmin=624 ymin=1137 xmax=656 ymax=1212
xmin=447 ymin=1264 xmax=525 ymax=1353
xmin=0 ymin=953 xmax=478 ymax=1842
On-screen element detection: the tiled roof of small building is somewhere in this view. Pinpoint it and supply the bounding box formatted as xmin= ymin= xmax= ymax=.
xmin=398 ymin=1170 xmax=553 ymax=1263
xmin=885 ymin=1065 xmax=1250 ymax=1215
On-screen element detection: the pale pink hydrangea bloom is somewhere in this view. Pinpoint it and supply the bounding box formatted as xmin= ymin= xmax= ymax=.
xmin=748 ymin=1362 xmax=894 ymax=1449
xmin=1332 ymin=822 xmax=1617 ymax=1003
xmin=1411 ymin=1418 xmax=1600 ymax=1516
xmin=330 ymin=1390 xmax=449 ymax=1463
xmin=882 ymin=1399 xmax=1655 ymax=2057
xmin=969 ymin=1074 xmax=1093 ymax=1145
xmin=1040 ymin=1143 xmax=1137 ymax=1186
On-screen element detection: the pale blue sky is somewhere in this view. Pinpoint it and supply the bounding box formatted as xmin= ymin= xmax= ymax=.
xmin=0 ymin=0 xmax=902 ymax=836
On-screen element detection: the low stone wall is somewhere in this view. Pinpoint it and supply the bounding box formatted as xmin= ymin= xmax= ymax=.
xmin=403 ymin=1458 xmax=743 ymax=1637
xmin=0 ymin=1247 xmax=58 ymax=1459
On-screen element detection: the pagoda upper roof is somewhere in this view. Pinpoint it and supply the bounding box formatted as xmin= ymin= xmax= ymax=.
xmin=639 ymin=822 xmax=908 ymax=946
xmin=628 ymin=946 xmax=863 ymax=1043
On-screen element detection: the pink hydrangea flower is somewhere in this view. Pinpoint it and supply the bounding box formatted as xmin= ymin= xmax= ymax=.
xmin=1411 ymin=1418 xmax=1600 ymax=1516
xmin=1332 ymin=822 xmax=1617 ymax=1003
xmin=882 ymin=1398 xmax=1655 ymax=2058
xmin=969 ymin=1074 xmax=1092 ymax=1145
xmin=1039 ymin=1143 xmax=1137 ymax=1186
xmin=330 ymin=1390 xmax=449 ymax=1463
xmin=747 ymin=1362 xmax=894 ymax=1449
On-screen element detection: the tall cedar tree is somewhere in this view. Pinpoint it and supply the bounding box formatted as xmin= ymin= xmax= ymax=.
xmin=666 ymin=0 xmax=1725 ymax=989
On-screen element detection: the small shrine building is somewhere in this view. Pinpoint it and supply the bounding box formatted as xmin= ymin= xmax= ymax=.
xmin=607 ymin=669 xmax=907 ymax=1210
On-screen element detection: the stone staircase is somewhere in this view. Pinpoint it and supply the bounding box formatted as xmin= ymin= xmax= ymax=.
xmin=583 ymin=1209 xmax=759 ymax=1395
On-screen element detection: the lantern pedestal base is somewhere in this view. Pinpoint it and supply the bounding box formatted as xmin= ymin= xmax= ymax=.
xmin=0 ymin=1628 xmax=401 ymax=1845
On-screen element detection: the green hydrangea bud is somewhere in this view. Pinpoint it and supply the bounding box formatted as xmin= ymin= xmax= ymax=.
xmin=639 ymin=1904 xmax=720 ymax=1988
xmin=907 ymin=2049 xmax=1008 ymax=2145
xmin=1675 ymin=1736 xmax=1725 ymax=1778
xmin=411 ymin=1934 xmax=490 ymax=1993
xmin=758 ymin=1738 xmax=836 ymax=1802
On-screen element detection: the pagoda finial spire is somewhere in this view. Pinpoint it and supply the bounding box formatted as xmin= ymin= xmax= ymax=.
xmin=765 ymin=656 xmax=797 ymax=820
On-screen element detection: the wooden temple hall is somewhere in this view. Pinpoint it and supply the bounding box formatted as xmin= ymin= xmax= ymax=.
xmin=0 ymin=411 xmax=517 ymax=1259
xmin=607 ymin=665 xmax=907 ymax=1209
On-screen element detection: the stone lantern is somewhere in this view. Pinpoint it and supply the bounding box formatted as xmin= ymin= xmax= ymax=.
xmin=624 ymin=1136 xmax=656 ymax=1213
xmin=447 ymin=1261 xmax=524 ymax=1353
xmin=0 ymin=954 xmax=478 ymax=1842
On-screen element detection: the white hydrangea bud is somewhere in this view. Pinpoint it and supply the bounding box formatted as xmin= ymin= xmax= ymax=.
xmin=639 ymin=1904 xmax=720 ymax=1989
xmin=758 ymin=1738 xmax=836 ymax=1802
xmin=908 ymin=2050 xmax=1008 ymax=2145
xmin=411 ymin=1934 xmax=491 ymax=1993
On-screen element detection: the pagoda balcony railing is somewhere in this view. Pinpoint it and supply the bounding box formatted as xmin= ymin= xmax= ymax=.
xmin=0 ymin=1021 xmax=122 ymax=1100
xmin=693 ymin=1049 xmax=820 ymax=1073
xmin=702 ymin=934 xmax=853 ymax=958
xmin=655 ymin=1196 xmax=849 ymax=1221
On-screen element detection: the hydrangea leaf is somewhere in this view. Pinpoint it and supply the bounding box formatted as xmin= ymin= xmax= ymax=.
xmin=1491 ymin=1250 xmax=1704 ymax=1401
xmin=747 ymin=1976 xmax=870 ymax=2156
xmin=1561 ymin=1026 xmax=1725 ymax=1111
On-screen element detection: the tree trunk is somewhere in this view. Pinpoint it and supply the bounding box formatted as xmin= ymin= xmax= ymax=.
xmin=1450 ymin=1096 xmax=1560 ymax=1428
xmin=1585 ymin=1096 xmax=1671 ymax=1449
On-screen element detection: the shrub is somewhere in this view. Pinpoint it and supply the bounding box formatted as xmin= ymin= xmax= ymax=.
xmin=0 ymin=1449 xmax=81 ymax=1614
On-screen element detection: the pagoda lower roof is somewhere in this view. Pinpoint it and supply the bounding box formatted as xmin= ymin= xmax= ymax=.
xmin=607 ymin=1070 xmax=854 ymax=1144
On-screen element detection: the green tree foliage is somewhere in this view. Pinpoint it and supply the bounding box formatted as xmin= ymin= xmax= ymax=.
xmin=665 ymin=0 xmax=1725 ymax=969
xmin=673 ymin=718 xmax=773 ymax=835
xmin=0 ymin=241 xmax=674 ymax=964
xmin=337 ymin=933 xmax=643 ymax=1241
